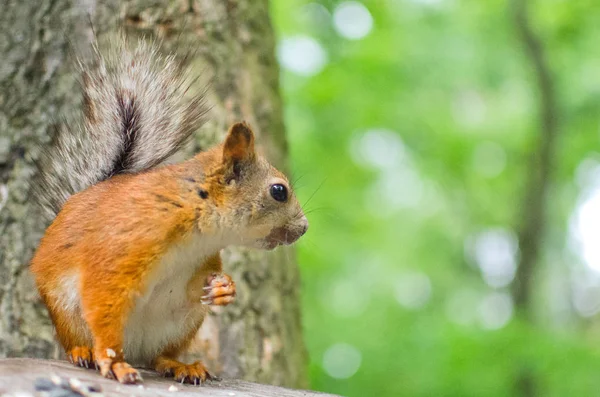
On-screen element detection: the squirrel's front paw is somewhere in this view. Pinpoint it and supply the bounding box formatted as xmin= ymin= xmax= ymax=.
xmin=201 ymin=273 xmax=236 ymax=306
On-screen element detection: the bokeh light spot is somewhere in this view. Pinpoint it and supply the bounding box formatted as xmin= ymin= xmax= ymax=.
xmin=349 ymin=128 xmax=405 ymax=171
xmin=301 ymin=2 xmax=331 ymax=29
xmin=333 ymin=1 xmax=373 ymax=40
xmin=572 ymin=187 xmax=600 ymax=272
xmin=465 ymin=228 xmax=518 ymax=288
xmin=277 ymin=36 xmax=327 ymax=76
xmin=478 ymin=292 xmax=513 ymax=330
xmin=394 ymin=272 xmax=432 ymax=310
xmin=325 ymin=278 xmax=370 ymax=318
xmin=350 ymin=129 xmax=428 ymax=214
xmin=322 ymin=343 xmax=362 ymax=379
xmin=572 ymin=276 xmax=600 ymax=317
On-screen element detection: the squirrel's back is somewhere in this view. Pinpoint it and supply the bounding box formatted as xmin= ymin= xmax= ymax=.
xmin=33 ymin=35 xmax=209 ymax=220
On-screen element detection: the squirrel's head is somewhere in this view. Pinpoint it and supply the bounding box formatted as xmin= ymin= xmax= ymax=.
xmin=206 ymin=122 xmax=308 ymax=250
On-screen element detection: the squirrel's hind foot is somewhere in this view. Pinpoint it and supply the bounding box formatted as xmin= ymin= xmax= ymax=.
xmin=155 ymin=357 xmax=217 ymax=386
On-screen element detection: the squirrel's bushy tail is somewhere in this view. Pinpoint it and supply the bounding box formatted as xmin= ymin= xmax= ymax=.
xmin=33 ymin=36 xmax=210 ymax=219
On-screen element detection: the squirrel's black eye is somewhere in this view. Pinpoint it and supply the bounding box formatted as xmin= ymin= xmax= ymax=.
xmin=270 ymin=184 xmax=288 ymax=202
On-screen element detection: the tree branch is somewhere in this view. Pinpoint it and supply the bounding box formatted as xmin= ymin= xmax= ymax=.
xmin=510 ymin=0 xmax=559 ymax=315
xmin=510 ymin=1 xmax=559 ymax=396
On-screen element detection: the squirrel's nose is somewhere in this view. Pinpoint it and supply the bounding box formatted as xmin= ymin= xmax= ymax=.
xmin=300 ymin=216 xmax=309 ymax=236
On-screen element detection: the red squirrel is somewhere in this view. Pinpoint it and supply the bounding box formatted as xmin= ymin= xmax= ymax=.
xmin=29 ymin=36 xmax=308 ymax=385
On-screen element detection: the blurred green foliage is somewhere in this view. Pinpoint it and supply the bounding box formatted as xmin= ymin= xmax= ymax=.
xmin=270 ymin=0 xmax=600 ymax=396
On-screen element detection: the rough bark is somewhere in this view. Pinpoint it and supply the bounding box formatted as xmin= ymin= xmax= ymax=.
xmin=0 ymin=0 xmax=306 ymax=389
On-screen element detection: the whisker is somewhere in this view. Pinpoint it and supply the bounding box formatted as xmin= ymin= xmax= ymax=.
xmin=298 ymin=237 xmax=318 ymax=251
xmin=290 ymin=173 xmax=307 ymax=191
xmin=302 ymin=207 xmax=331 ymax=216
xmin=302 ymin=178 xmax=327 ymax=210
xmin=284 ymin=244 xmax=292 ymax=263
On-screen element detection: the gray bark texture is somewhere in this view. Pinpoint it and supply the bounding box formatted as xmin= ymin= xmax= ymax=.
xmin=0 ymin=0 xmax=307 ymax=389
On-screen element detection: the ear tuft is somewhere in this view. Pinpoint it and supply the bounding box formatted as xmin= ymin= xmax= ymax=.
xmin=223 ymin=122 xmax=255 ymax=164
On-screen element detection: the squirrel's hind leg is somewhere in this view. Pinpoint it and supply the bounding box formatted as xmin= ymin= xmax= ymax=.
xmin=80 ymin=276 xmax=142 ymax=384
xmin=40 ymin=282 xmax=95 ymax=370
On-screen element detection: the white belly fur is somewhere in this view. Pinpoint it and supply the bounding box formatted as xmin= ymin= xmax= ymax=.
xmin=124 ymin=231 xmax=230 ymax=365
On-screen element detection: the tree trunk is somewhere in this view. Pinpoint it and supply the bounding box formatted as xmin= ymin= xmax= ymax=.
xmin=0 ymin=0 xmax=306 ymax=389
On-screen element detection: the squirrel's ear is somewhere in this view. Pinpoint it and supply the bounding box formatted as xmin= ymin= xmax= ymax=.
xmin=223 ymin=122 xmax=255 ymax=162
xmin=222 ymin=122 xmax=256 ymax=178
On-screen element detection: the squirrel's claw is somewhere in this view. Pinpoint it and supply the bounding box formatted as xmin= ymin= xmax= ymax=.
xmin=68 ymin=347 xmax=95 ymax=370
